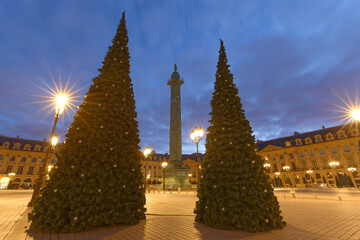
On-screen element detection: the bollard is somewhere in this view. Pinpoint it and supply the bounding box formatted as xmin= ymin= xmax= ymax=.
xmin=291 ymin=189 xmax=296 ymax=198
xmin=315 ymin=194 xmax=317 ymax=199
xmin=339 ymin=196 xmax=342 ymax=201
xmin=284 ymin=195 xmax=286 ymax=199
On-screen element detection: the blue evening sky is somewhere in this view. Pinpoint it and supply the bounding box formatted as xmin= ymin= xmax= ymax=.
xmin=0 ymin=1 xmax=359 ymax=154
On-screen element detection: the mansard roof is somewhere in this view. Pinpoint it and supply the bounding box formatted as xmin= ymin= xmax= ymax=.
xmin=0 ymin=135 xmax=48 ymax=151
xmin=256 ymin=123 xmax=360 ymax=150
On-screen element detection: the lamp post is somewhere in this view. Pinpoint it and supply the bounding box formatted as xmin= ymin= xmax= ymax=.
xmin=263 ymin=163 xmax=271 ymax=172
xmin=329 ymin=161 xmax=341 ymax=189
xmin=190 ymin=126 xmax=204 ymax=190
xmin=28 ymin=94 xmax=66 ymax=206
xmin=348 ymin=167 xmax=358 ymax=189
xmin=306 ymin=170 xmax=313 ymax=186
xmin=283 ymin=165 xmax=291 ymax=187
xmin=143 ymin=147 xmax=151 ymax=193
xmin=161 ymin=162 xmax=168 ymax=190
xmin=7 ymin=173 xmax=16 ymax=189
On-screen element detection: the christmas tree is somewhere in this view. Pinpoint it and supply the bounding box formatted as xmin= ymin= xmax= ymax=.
xmin=28 ymin=12 xmax=146 ymax=233
xmin=194 ymin=40 xmax=285 ymax=232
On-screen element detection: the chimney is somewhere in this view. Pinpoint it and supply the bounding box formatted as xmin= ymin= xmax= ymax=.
xmin=322 ymin=126 xmax=325 ymax=129
xmin=294 ymin=132 xmax=300 ymax=135
xmin=16 ymin=135 xmax=19 ymax=139
xmin=44 ymin=138 xmax=47 ymax=142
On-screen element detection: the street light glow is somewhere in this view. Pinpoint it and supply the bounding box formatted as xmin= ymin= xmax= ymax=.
xmin=352 ymin=109 xmax=360 ymax=121
xmin=306 ymin=170 xmax=313 ymax=174
xmin=143 ymin=147 xmax=152 ymax=158
xmin=329 ymin=161 xmax=340 ymax=168
xmin=162 ymin=162 xmax=168 ymax=168
xmin=55 ymin=93 xmax=67 ymax=114
xmin=348 ymin=167 xmax=356 ymax=172
xmin=51 ymin=136 xmax=58 ymax=147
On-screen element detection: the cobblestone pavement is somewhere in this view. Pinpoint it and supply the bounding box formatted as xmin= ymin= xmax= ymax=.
xmin=1 ymin=189 xmax=360 ymax=240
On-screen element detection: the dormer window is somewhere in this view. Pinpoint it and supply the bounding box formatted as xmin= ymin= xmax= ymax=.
xmin=2 ymin=142 xmax=9 ymax=148
xmin=285 ymin=141 xmax=291 ymax=147
xmin=13 ymin=143 xmax=21 ymax=150
xmin=315 ymin=135 xmax=323 ymax=143
xmin=295 ymin=139 xmax=302 ymax=146
xmin=305 ymin=138 xmax=312 ymax=144
xmin=351 ymin=129 xmax=359 ymax=136
xmin=326 ymin=133 xmax=334 ymax=140
xmin=338 ymin=131 xmax=346 ymax=139
xmin=34 ymin=145 xmax=41 ymax=151
xmin=24 ymin=144 xmax=31 ymax=150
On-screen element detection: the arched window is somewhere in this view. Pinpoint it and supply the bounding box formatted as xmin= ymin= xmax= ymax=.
xmin=13 ymin=143 xmax=21 ymax=150
xmin=24 ymin=144 xmax=31 ymax=150
xmin=296 ymin=139 xmax=302 ymax=146
xmin=2 ymin=142 xmax=9 ymax=148
xmin=337 ymin=131 xmax=346 ymax=139
xmin=305 ymin=138 xmax=312 ymax=144
xmin=34 ymin=145 xmax=41 ymax=151
xmin=285 ymin=141 xmax=291 ymax=147
xmin=315 ymin=135 xmax=323 ymax=142
xmin=326 ymin=133 xmax=334 ymax=140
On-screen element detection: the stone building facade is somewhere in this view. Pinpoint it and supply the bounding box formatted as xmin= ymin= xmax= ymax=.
xmin=257 ymin=123 xmax=360 ymax=188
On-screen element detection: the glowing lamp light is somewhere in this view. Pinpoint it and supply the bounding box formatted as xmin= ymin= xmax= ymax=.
xmin=162 ymin=162 xmax=168 ymax=168
xmin=51 ymin=136 xmax=58 ymax=147
xmin=190 ymin=126 xmax=205 ymax=143
xmin=8 ymin=173 xmax=16 ymax=177
xmin=263 ymin=163 xmax=271 ymax=169
xmin=329 ymin=161 xmax=340 ymax=168
xmin=306 ymin=170 xmax=313 ymax=174
xmin=143 ymin=147 xmax=152 ymax=158
xmin=48 ymin=165 xmax=53 ymax=172
xmin=188 ymin=173 xmax=192 ymax=177
xmin=146 ymin=174 xmax=150 ymax=179
xmin=352 ymin=109 xmax=360 ymax=121
xmin=348 ymin=167 xmax=356 ymax=172
xmin=55 ymin=94 xmax=68 ymax=114
xmin=283 ymin=166 xmax=290 ymax=171
xmin=275 ymin=172 xmax=281 ymax=176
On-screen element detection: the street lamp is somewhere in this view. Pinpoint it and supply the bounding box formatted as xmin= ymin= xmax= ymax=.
xmin=28 ymin=94 xmax=67 ymax=206
xmin=283 ymin=165 xmax=291 ymax=187
xmin=190 ymin=126 xmax=204 ymax=189
xmin=329 ymin=161 xmax=341 ymax=189
xmin=7 ymin=173 xmax=16 ymax=189
xmin=263 ymin=163 xmax=270 ymax=173
xmin=274 ymin=172 xmax=281 ymax=188
xmin=143 ymin=147 xmax=151 ymax=192
xmin=306 ymin=170 xmax=314 ymax=185
xmin=348 ymin=167 xmax=358 ymax=189
xmin=161 ymin=162 xmax=168 ymax=190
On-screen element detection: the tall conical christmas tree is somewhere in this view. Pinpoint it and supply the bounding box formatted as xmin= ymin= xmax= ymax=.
xmin=194 ymin=40 xmax=285 ymax=232
xmin=29 ymin=12 xmax=146 ymax=233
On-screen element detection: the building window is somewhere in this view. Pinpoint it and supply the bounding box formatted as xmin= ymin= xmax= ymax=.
xmin=311 ymin=159 xmax=318 ymax=168
xmin=299 ymin=152 xmax=305 ymax=158
xmin=315 ymin=135 xmax=322 ymax=142
xmin=291 ymin=162 xmax=296 ymax=170
xmin=271 ymin=156 xmax=276 ymax=161
xmin=343 ymin=145 xmax=351 ymax=152
xmin=5 ymin=165 xmax=13 ymax=173
xmin=338 ymin=131 xmax=345 ymax=138
xmin=41 ymin=159 xmax=45 ymax=163
xmin=3 ymin=142 xmax=9 ymax=148
xmin=34 ymin=145 xmax=41 ymax=151
xmin=0 ymin=155 xmax=3 ymax=160
xmin=24 ymin=145 xmax=31 ymax=150
xmin=351 ymin=129 xmax=358 ymax=136
xmin=319 ymin=149 xmax=326 ymax=155
xmin=296 ymin=139 xmax=302 ymax=146
xmin=51 ymin=159 xmax=56 ymax=164
xmin=17 ymin=166 xmax=24 ymax=174
xmin=10 ymin=156 xmax=15 ymax=161
xmin=305 ymin=138 xmax=312 ymax=144
xmin=331 ymin=147 xmax=338 ymax=154
xmin=346 ymin=156 xmax=355 ymax=166
xmin=28 ymin=166 xmax=34 ymax=175
xmin=285 ymin=141 xmax=291 ymax=147
xmin=327 ymin=134 xmax=334 ymax=140
xmin=309 ymin=150 xmax=315 ymax=156
xmin=21 ymin=157 xmax=26 ymax=162
xmin=289 ymin=153 xmax=294 ymax=159
xmin=321 ymin=158 xmax=328 ymax=168
xmin=31 ymin=158 xmax=36 ymax=162
xmin=279 ymin=155 xmax=284 ymax=160
xmin=273 ymin=164 xmax=278 ymax=172
xmin=13 ymin=144 xmax=20 ymax=150
xmin=301 ymin=160 xmax=307 ymax=169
